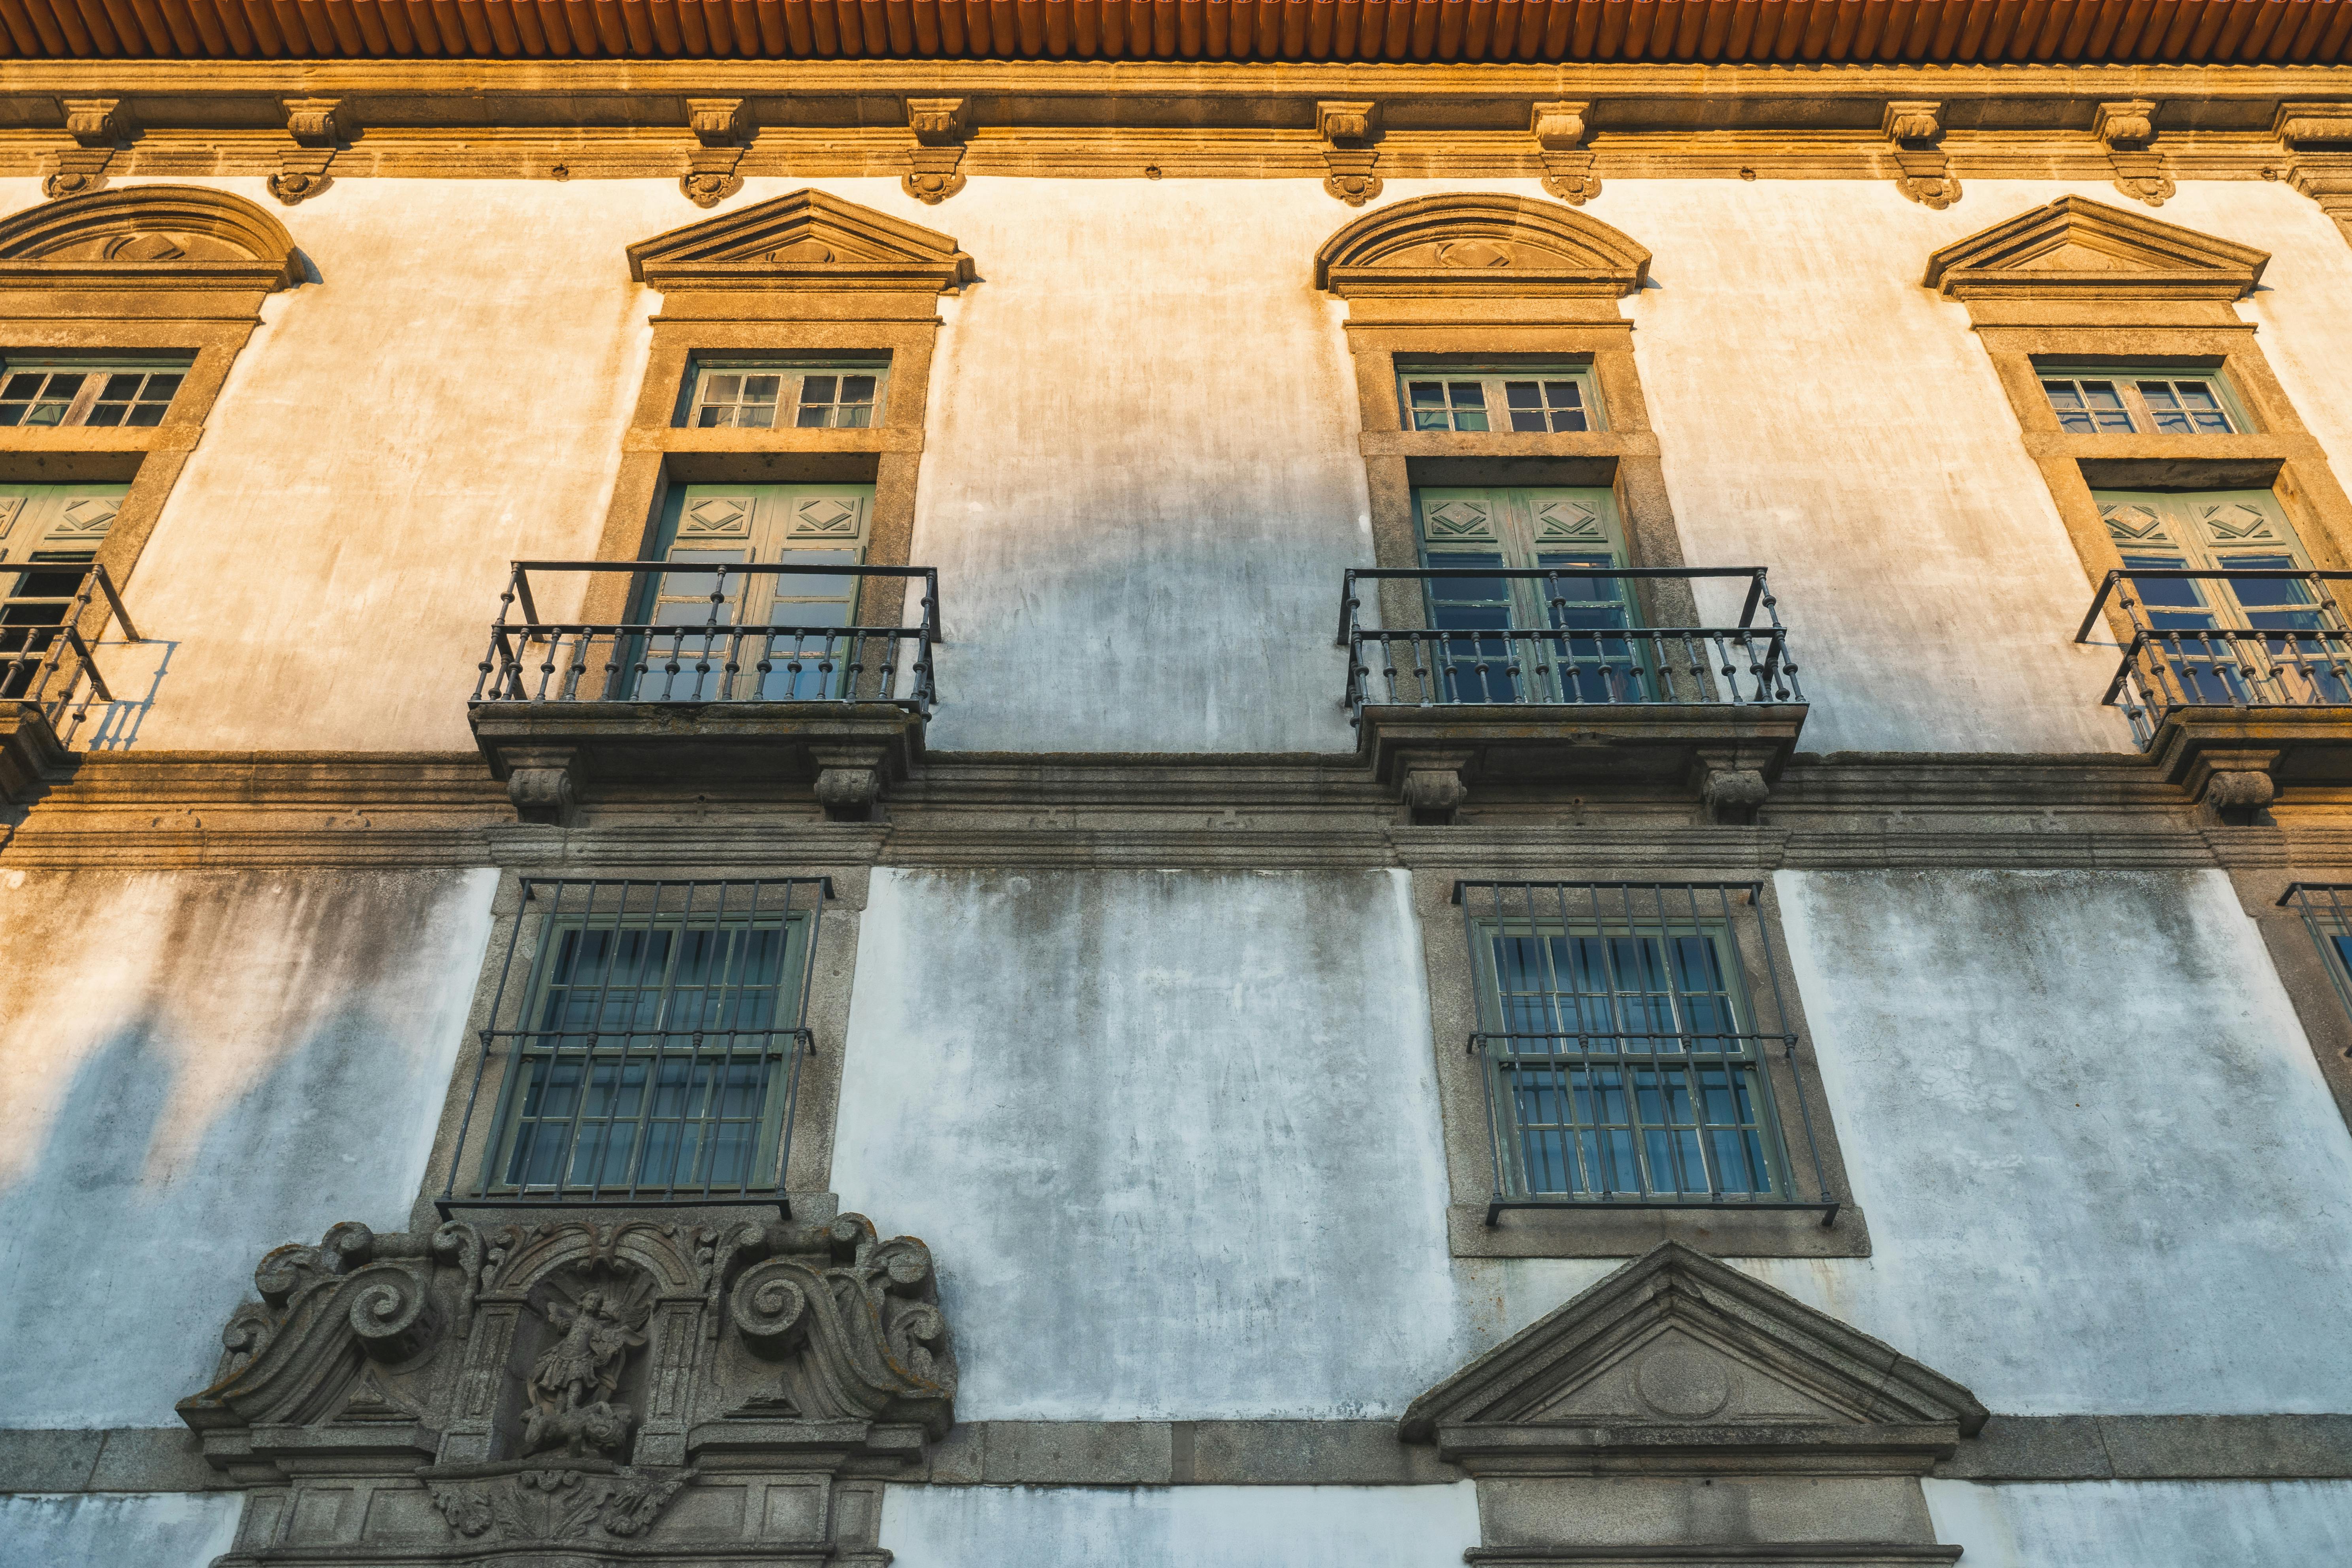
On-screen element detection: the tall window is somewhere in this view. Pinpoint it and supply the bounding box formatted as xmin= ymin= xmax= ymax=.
xmin=1396 ymin=362 xmax=1601 ymax=433
xmin=1458 ymin=881 xmax=1830 ymax=1216
xmin=453 ymin=879 xmax=826 ymax=1205
xmin=682 ymin=358 xmax=889 ymax=429
xmin=1414 ymin=485 xmax=1640 ymax=703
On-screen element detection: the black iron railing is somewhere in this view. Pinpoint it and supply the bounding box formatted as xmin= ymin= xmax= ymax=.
xmin=474 ymin=561 xmax=940 ymax=715
xmin=442 ymin=877 xmax=829 ymax=1212
xmin=1456 ymin=880 xmax=1837 ymax=1227
xmin=1340 ymin=566 xmax=1799 ymax=719
xmin=2079 ymin=569 xmax=2352 ymax=748
xmin=1 ymin=561 xmax=137 ymax=726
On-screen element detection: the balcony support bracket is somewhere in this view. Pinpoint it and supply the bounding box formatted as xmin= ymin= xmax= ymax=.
xmin=2183 ymin=747 xmax=2281 ymax=826
xmin=503 ymin=744 xmax=579 ymax=827
xmin=1396 ymin=748 xmax=1473 ymax=826
xmin=813 ymin=743 xmax=891 ymax=823
xmin=0 ymin=702 xmax=72 ymax=804
xmin=1696 ymin=748 xmax=1771 ymax=825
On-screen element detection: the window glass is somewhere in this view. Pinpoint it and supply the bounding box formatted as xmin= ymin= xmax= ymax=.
xmin=2039 ymin=367 xmax=2243 ymax=434
xmin=1397 ymin=363 xmax=1600 ymax=433
xmin=0 ymin=360 xmax=189 ymax=429
xmin=684 ymin=360 xmax=890 ymax=430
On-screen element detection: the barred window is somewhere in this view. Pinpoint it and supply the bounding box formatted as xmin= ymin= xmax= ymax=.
xmin=447 ymin=878 xmax=826 ymax=1207
xmin=2283 ymin=884 xmax=2352 ymax=1021
xmin=1456 ymin=881 xmax=1834 ymax=1223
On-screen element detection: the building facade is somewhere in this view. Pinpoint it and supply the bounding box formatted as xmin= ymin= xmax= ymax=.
xmin=5 ymin=9 xmax=2352 ymax=1564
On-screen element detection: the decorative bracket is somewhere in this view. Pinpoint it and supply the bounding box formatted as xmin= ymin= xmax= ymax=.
xmin=1394 ymin=748 xmax=1472 ymax=826
xmin=2186 ymin=748 xmax=2280 ymax=826
xmin=1883 ymin=100 xmax=1961 ymax=211
xmin=2277 ymin=103 xmax=2352 ymax=246
xmin=2096 ymin=100 xmax=2173 ymax=208
xmin=903 ymin=98 xmax=970 ymax=206
xmin=44 ymin=97 xmax=125 ymax=200
xmin=1531 ymin=101 xmax=1601 ymax=207
xmin=812 ymin=744 xmax=891 ymax=823
xmin=1318 ymin=100 xmax=1382 ymax=207
xmin=1695 ymin=747 xmax=1771 ymax=825
xmin=682 ymin=97 xmax=750 ymax=209
xmin=503 ymin=744 xmax=578 ymax=828
xmin=269 ymin=97 xmax=344 ymax=206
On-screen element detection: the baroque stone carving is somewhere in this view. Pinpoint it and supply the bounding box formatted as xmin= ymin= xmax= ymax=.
xmin=270 ymin=96 xmax=345 ymax=206
xmin=2097 ymin=99 xmax=2174 ymax=207
xmin=181 ymin=1210 xmax=955 ymax=1564
xmin=682 ymin=96 xmax=751 ymax=208
xmin=42 ymin=96 xmax=124 ymax=199
xmin=1315 ymin=192 xmax=1650 ymax=299
xmin=1317 ymin=99 xmax=1381 ymax=207
xmin=904 ymin=97 xmax=970 ymax=205
xmin=2277 ymin=102 xmax=2352 ymax=246
xmin=1401 ymin=1241 xmax=1985 ymax=1565
xmin=1922 ymin=194 xmax=2269 ymax=303
xmin=0 ymin=183 xmax=299 ymax=293
xmin=626 ymin=186 xmax=977 ymax=296
xmin=502 ymin=744 xmax=579 ymax=827
xmin=1531 ymin=100 xmax=1601 ymax=206
xmin=1883 ymin=99 xmax=1962 ymax=210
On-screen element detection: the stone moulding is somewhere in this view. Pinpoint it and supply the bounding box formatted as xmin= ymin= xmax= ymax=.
xmin=0 ymin=182 xmax=298 ymax=294
xmin=178 ymin=1210 xmax=955 ymax=1565
xmin=1314 ymin=191 xmax=1651 ymax=299
xmin=1921 ymin=192 xmax=2269 ymax=302
xmin=625 ymin=186 xmax=977 ymax=295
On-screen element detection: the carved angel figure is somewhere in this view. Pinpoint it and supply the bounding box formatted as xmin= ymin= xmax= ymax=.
xmin=523 ymin=1281 xmax=653 ymax=1457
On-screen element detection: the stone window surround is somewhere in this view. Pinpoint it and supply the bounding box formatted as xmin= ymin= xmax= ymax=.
xmin=408 ymin=863 xmax=873 ymax=1234
xmin=1410 ymin=864 xmax=1870 ymax=1259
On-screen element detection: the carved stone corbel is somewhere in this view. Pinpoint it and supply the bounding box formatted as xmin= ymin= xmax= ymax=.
xmin=2277 ymin=103 xmax=2352 ymax=245
xmin=503 ymin=744 xmax=578 ymax=827
xmin=269 ymin=97 xmax=344 ymax=206
xmin=682 ymin=97 xmax=750 ymax=209
xmin=2186 ymin=749 xmax=2281 ymax=826
xmin=1883 ymin=100 xmax=1961 ymax=211
xmin=1531 ymin=102 xmax=1601 ymax=206
xmin=1318 ymin=100 xmax=1382 ymax=207
xmin=812 ymin=743 xmax=890 ymax=823
xmin=2094 ymin=100 xmax=2173 ymax=208
xmin=43 ymin=97 xmax=125 ymax=200
xmin=1395 ymin=749 xmax=1473 ymax=826
xmin=904 ymin=98 xmax=970 ymax=206
xmin=1695 ymin=747 xmax=1770 ymax=825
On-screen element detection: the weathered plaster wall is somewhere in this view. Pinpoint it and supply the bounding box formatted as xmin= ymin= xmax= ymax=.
xmin=0 ymin=868 xmax=496 ymax=1427
xmin=1921 ymin=1478 xmax=2352 ymax=1564
xmin=0 ymin=1491 xmax=240 ymax=1568
xmin=878 ymin=1482 xmax=1480 ymax=1568
xmin=829 ymin=868 xmax=1464 ymax=1419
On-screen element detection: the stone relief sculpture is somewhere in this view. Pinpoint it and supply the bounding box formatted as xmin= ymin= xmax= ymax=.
xmin=179 ymin=1210 xmax=955 ymax=1566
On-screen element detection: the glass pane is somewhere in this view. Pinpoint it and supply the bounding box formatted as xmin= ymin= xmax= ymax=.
xmin=1504 ymin=382 xmax=1542 ymax=408
xmin=143 ymin=375 xmax=182 ymax=402
xmin=840 ymin=375 xmax=876 ymax=403
xmin=801 ymin=375 xmax=837 ymax=405
xmin=83 ymin=403 xmax=126 ymax=427
xmin=0 ymin=373 xmax=42 ymax=400
xmin=705 ymin=373 xmax=742 ymax=401
xmin=742 ymin=374 xmax=780 ymax=402
xmin=1408 ymin=382 xmax=1446 ymax=408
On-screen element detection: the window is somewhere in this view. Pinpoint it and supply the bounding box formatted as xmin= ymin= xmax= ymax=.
xmin=1457 ymin=880 xmax=1834 ymax=1220
xmin=449 ymin=878 xmax=827 ymax=1205
xmin=0 ymin=359 xmax=187 ymax=428
xmin=684 ymin=359 xmax=889 ymax=429
xmin=2284 ymin=884 xmax=2352 ymax=1022
xmin=2039 ymin=368 xmax=2243 ymax=435
xmin=1397 ymin=363 xmax=1599 ymax=433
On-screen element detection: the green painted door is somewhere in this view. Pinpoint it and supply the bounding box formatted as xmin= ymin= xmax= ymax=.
xmin=0 ymin=482 xmax=124 ymax=700
xmin=1413 ymin=486 xmax=1637 ymax=702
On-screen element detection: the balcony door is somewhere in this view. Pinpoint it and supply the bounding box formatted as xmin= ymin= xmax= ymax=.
xmin=637 ymin=483 xmax=872 ymax=701
xmin=0 ymin=482 xmax=123 ymax=700
xmin=1413 ymin=486 xmax=1637 ymax=703
xmin=2098 ymin=488 xmax=2347 ymax=706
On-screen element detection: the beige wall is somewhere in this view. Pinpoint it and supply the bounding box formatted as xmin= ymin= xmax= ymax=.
xmin=29 ymin=173 xmax=2352 ymax=757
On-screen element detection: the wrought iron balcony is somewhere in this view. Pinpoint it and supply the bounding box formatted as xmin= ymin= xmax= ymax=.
xmin=466 ymin=561 xmax=939 ymax=824
xmin=1339 ymin=567 xmax=1809 ymax=823
xmin=2077 ymin=568 xmax=2352 ymax=811
xmin=0 ymin=562 xmax=138 ymax=802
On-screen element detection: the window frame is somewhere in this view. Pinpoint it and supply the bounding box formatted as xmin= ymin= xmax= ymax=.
xmin=677 ymin=355 xmax=893 ymax=431
xmin=0 ymin=356 xmax=192 ymax=431
xmin=2034 ymin=362 xmax=2253 ymax=437
xmin=1393 ymin=360 xmax=1605 ymax=435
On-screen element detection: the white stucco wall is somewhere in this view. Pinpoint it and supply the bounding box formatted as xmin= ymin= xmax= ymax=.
xmin=0 ymin=868 xmax=496 ymax=1427
xmin=879 ymin=1483 xmax=1480 ymax=1568
xmin=828 ymin=868 xmax=1464 ymax=1419
xmin=0 ymin=1492 xmax=240 ymax=1568
xmin=1922 ymin=1478 xmax=2352 ymax=1565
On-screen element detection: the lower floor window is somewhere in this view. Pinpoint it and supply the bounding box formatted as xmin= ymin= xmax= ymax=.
xmin=452 ymin=878 xmax=827 ymax=1205
xmin=1461 ymin=881 xmax=1813 ymax=1208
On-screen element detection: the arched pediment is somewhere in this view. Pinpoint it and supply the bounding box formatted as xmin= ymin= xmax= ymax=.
xmin=626 ymin=188 xmax=975 ymax=294
xmin=1923 ymin=194 xmax=2268 ymax=301
xmin=0 ymin=184 xmax=297 ymax=291
xmin=1314 ymin=194 xmax=1651 ymax=299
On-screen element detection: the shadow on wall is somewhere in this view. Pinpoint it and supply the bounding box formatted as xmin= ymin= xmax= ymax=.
xmin=0 ymin=869 xmax=495 ymax=1428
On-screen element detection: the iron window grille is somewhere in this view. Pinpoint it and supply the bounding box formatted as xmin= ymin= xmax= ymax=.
xmin=1457 ymin=880 xmax=1836 ymax=1227
xmin=2280 ymin=884 xmax=2352 ymax=1028
xmin=443 ymin=877 xmax=828 ymax=1212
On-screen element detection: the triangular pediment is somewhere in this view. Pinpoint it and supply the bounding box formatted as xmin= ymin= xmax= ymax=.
xmin=0 ymin=184 xmax=296 ymax=292
xmin=626 ymin=188 xmax=975 ymax=294
xmin=1923 ymin=195 xmax=2267 ymax=301
xmin=1400 ymin=1242 xmax=1986 ymax=1457
xmin=1315 ymin=194 xmax=1651 ymax=299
